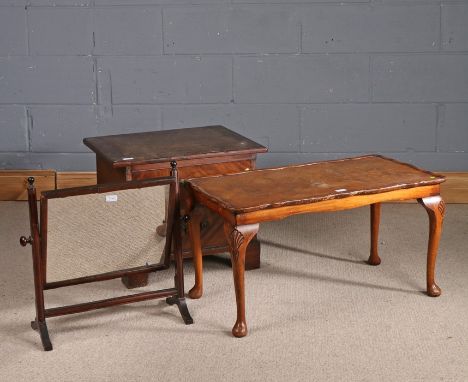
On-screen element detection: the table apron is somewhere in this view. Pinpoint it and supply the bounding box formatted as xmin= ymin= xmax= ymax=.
xmin=233 ymin=184 xmax=440 ymax=225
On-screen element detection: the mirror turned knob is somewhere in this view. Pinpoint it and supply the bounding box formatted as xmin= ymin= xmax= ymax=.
xmin=20 ymin=236 xmax=33 ymax=247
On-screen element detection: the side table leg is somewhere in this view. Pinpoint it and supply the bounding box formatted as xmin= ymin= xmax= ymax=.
xmin=188 ymin=206 xmax=204 ymax=299
xmin=224 ymin=222 xmax=259 ymax=338
xmin=368 ymin=203 xmax=382 ymax=265
xmin=122 ymin=273 xmax=149 ymax=289
xmin=418 ymin=196 xmax=445 ymax=297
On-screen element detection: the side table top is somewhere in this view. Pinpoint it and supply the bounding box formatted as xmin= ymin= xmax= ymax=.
xmin=188 ymin=155 xmax=445 ymax=214
xmin=83 ymin=125 xmax=267 ymax=168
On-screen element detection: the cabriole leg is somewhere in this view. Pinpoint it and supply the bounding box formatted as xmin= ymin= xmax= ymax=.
xmin=224 ymin=222 xmax=259 ymax=338
xmin=418 ymin=195 xmax=445 ymax=297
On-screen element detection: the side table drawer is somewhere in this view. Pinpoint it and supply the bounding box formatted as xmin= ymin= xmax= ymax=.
xmin=130 ymin=159 xmax=255 ymax=181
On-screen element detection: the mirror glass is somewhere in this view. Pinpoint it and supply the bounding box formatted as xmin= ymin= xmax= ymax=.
xmin=45 ymin=185 xmax=168 ymax=283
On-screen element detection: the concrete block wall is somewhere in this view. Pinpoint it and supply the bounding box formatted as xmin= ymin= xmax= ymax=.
xmin=0 ymin=1 xmax=467 ymax=171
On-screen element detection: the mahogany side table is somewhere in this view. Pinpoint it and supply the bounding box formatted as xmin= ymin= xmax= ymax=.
xmin=84 ymin=125 xmax=267 ymax=289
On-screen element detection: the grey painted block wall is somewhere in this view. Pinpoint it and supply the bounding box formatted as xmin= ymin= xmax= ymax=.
xmin=0 ymin=1 xmax=467 ymax=171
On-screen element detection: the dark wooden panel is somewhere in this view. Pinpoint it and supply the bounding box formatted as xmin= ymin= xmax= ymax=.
xmin=181 ymin=206 xmax=226 ymax=254
xmin=96 ymin=154 xmax=127 ymax=183
xmin=83 ymin=125 xmax=267 ymax=168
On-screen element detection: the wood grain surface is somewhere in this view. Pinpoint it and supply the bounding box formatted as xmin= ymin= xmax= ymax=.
xmin=56 ymin=172 xmax=97 ymax=189
xmin=188 ymin=155 xmax=446 ymax=214
xmin=0 ymin=170 xmax=55 ymax=201
xmin=83 ymin=125 xmax=267 ymax=168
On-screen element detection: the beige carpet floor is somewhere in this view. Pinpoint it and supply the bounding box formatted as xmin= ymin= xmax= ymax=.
xmin=0 ymin=201 xmax=467 ymax=381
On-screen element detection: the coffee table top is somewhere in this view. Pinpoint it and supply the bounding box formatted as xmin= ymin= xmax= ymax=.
xmin=188 ymin=155 xmax=445 ymax=214
xmin=83 ymin=125 xmax=267 ymax=168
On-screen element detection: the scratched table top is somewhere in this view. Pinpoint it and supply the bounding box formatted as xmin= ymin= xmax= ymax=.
xmin=188 ymin=155 xmax=445 ymax=214
xmin=83 ymin=125 xmax=267 ymax=168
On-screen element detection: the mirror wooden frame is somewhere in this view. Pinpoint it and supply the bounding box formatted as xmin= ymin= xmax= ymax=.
xmin=20 ymin=161 xmax=193 ymax=351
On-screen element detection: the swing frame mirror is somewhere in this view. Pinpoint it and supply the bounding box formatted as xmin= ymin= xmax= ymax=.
xmin=20 ymin=161 xmax=193 ymax=351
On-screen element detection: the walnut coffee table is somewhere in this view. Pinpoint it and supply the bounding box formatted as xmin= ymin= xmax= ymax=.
xmin=186 ymin=155 xmax=446 ymax=337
